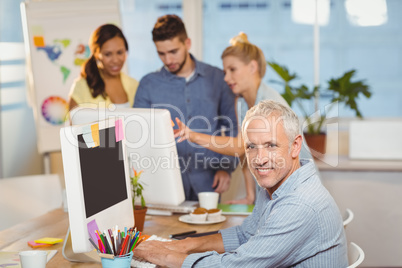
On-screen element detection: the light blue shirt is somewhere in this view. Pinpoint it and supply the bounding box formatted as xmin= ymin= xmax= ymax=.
xmin=182 ymin=159 xmax=348 ymax=267
xmin=134 ymin=55 xmax=238 ymax=200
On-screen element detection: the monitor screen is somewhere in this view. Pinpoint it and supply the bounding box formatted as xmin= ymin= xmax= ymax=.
xmin=70 ymin=107 xmax=185 ymax=207
xmin=77 ymin=127 xmax=127 ymax=218
xmin=60 ymin=118 xmax=134 ymax=253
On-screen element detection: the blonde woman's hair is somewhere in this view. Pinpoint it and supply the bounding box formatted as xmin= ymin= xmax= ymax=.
xmin=221 ymin=32 xmax=266 ymax=78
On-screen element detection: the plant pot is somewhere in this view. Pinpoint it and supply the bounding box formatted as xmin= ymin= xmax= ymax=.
xmin=304 ymin=132 xmax=326 ymax=158
xmin=133 ymin=205 xmax=147 ymax=232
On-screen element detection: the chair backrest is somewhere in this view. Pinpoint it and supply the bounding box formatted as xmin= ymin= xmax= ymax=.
xmin=343 ymin=208 xmax=354 ymax=228
xmin=347 ymin=242 xmax=365 ymax=268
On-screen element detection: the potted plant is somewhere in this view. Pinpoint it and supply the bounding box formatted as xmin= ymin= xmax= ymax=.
xmin=131 ymin=167 xmax=147 ymax=232
xmin=267 ymin=61 xmax=371 ymax=157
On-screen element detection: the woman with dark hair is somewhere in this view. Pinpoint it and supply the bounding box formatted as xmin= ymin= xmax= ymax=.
xmin=68 ymin=24 xmax=138 ymax=110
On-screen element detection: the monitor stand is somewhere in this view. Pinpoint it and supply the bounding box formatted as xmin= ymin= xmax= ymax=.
xmin=62 ymin=227 xmax=100 ymax=263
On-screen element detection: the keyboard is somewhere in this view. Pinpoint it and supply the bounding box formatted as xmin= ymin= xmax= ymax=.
xmin=131 ymin=235 xmax=170 ymax=267
xmin=146 ymin=200 xmax=198 ymax=214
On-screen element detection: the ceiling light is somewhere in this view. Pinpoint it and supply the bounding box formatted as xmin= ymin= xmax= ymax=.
xmin=345 ymin=0 xmax=388 ymax=26
xmin=292 ymin=0 xmax=330 ymax=26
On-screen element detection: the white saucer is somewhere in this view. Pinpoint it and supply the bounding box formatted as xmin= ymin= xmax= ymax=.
xmin=179 ymin=215 xmax=226 ymax=225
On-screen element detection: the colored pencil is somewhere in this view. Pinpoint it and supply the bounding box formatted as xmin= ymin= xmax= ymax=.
xmin=98 ymin=239 xmax=105 ymax=253
xmin=88 ymin=238 xmax=100 ymax=252
xmin=119 ymin=234 xmax=129 ymax=255
xmin=134 ymin=236 xmax=146 ymax=249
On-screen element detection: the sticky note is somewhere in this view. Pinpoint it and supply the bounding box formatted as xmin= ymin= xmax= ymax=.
xmin=82 ymin=125 xmax=95 ymax=147
xmin=33 ymin=36 xmax=45 ymax=47
xmin=31 ymin=25 xmax=44 ymax=36
xmin=87 ymin=219 xmax=100 ymax=245
xmin=115 ymin=119 xmax=123 ymax=142
xmin=82 ymin=133 xmax=95 ymax=148
xmin=28 ymin=240 xmax=52 ymax=248
xmin=91 ymin=123 xmax=100 ymax=147
xmin=34 ymin=237 xmax=63 ymax=245
xmin=171 ymin=119 xmax=175 ymax=127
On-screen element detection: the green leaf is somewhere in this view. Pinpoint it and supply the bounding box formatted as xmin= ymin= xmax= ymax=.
xmin=141 ymin=196 xmax=146 ymax=208
xmin=131 ymin=174 xmax=146 ymax=207
xmin=267 ymin=61 xmax=371 ymax=134
xmin=327 ymin=69 xmax=371 ymax=118
xmin=267 ymin=61 xmax=298 ymax=82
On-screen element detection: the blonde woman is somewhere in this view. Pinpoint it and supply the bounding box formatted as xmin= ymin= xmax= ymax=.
xmin=175 ymin=32 xmax=289 ymax=204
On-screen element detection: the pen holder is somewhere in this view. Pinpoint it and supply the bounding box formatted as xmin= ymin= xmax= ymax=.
xmin=100 ymin=252 xmax=133 ymax=268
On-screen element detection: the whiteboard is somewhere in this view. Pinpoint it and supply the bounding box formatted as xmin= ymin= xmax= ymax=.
xmin=21 ymin=0 xmax=122 ymax=153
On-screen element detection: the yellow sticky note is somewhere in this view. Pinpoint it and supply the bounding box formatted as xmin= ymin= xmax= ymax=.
xmin=31 ymin=25 xmax=44 ymax=36
xmin=34 ymin=237 xmax=63 ymax=245
xmin=171 ymin=119 xmax=175 ymax=127
xmin=33 ymin=36 xmax=45 ymax=47
xmin=91 ymin=123 xmax=100 ymax=147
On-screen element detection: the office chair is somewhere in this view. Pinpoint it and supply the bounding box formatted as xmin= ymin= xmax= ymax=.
xmin=347 ymin=242 xmax=365 ymax=268
xmin=343 ymin=208 xmax=354 ymax=228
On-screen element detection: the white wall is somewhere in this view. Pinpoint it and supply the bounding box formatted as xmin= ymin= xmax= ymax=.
xmin=319 ymin=119 xmax=402 ymax=267
xmin=0 ymin=42 xmax=43 ymax=178
xmin=321 ymin=170 xmax=402 ymax=267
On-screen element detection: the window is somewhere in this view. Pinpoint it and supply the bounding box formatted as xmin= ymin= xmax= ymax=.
xmin=202 ymin=0 xmax=402 ymax=117
xmin=120 ymin=0 xmax=182 ymax=80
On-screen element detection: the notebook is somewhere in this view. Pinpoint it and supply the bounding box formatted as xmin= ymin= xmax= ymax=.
xmin=217 ymin=204 xmax=255 ymax=215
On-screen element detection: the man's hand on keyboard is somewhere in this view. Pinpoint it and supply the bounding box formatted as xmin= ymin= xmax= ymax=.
xmin=134 ymin=233 xmax=225 ymax=267
xmin=134 ymin=239 xmax=188 ymax=268
xmin=161 ymin=237 xmax=203 ymax=254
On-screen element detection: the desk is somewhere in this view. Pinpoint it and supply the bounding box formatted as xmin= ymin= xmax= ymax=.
xmin=0 ymin=209 xmax=246 ymax=267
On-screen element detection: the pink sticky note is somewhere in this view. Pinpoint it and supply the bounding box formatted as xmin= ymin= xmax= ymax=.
xmin=28 ymin=240 xmax=52 ymax=248
xmin=87 ymin=219 xmax=100 ymax=244
xmin=115 ymin=119 xmax=123 ymax=142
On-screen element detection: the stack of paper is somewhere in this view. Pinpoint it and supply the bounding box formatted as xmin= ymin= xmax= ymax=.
xmin=28 ymin=237 xmax=63 ymax=248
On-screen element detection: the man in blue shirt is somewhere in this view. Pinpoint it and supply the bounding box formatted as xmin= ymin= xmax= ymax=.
xmin=134 ymin=15 xmax=238 ymax=200
xmin=134 ymin=100 xmax=348 ymax=267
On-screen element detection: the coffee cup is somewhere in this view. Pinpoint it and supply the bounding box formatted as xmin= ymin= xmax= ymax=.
xmin=198 ymin=192 xmax=219 ymax=210
xmin=19 ymin=250 xmax=47 ymax=268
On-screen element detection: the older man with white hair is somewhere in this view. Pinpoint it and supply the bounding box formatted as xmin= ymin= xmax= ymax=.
xmin=134 ymin=100 xmax=348 ymax=268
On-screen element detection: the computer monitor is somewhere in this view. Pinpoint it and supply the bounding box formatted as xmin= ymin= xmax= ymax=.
xmin=69 ymin=107 xmax=185 ymax=206
xmin=60 ymin=117 xmax=134 ymax=254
